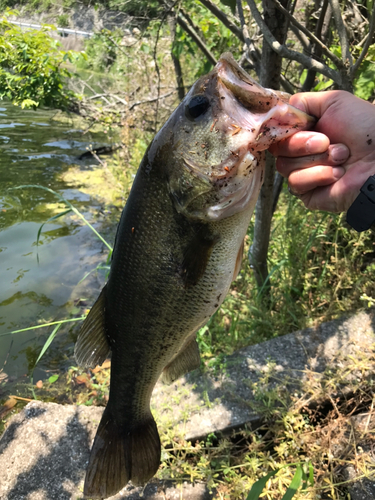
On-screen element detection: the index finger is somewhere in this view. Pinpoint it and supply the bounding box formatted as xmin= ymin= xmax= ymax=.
xmin=269 ymin=131 xmax=330 ymax=157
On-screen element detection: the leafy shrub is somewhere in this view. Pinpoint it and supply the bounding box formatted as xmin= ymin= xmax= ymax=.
xmin=0 ymin=11 xmax=80 ymax=109
xmin=57 ymin=14 xmax=69 ymax=28
xmin=77 ymin=30 xmax=121 ymax=72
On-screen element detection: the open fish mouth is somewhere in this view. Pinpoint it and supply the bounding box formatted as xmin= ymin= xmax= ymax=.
xmin=216 ymin=52 xmax=315 ymax=150
xmin=177 ymin=53 xmax=315 ymax=221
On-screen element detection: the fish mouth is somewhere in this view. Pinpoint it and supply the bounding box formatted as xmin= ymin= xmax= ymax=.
xmin=217 ymin=53 xmax=279 ymax=114
xmin=205 ymin=150 xmax=264 ymax=219
xmin=172 ymin=54 xmax=316 ymax=222
xmin=216 ymin=52 xmax=315 ymax=141
xmin=198 ymin=54 xmax=315 ymax=220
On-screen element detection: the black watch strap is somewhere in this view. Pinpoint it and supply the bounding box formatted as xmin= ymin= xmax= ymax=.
xmin=346 ymin=175 xmax=375 ymax=232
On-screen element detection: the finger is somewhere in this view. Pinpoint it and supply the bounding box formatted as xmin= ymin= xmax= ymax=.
xmin=269 ymin=131 xmax=329 ymax=157
xmin=299 ymin=183 xmax=358 ymax=213
xmin=288 ymin=165 xmax=345 ymax=195
xmin=277 ymin=144 xmax=350 ymax=176
xmin=289 ymin=90 xmax=344 ymax=117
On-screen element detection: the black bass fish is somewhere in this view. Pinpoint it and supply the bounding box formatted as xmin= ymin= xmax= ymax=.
xmin=75 ymin=52 xmax=314 ymax=498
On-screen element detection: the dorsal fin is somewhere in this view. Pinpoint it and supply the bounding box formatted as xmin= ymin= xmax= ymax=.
xmin=75 ymin=286 xmax=110 ymax=368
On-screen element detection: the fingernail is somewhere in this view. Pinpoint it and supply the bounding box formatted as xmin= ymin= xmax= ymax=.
xmin=332 ymin=166 xmax=345 ymax=180
xmin=330 ymin=144 xmax=349 ymax=163
xmin=306 ymin=135 xmax=328 ymax=154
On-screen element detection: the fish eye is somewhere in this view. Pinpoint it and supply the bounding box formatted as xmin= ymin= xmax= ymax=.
xmin=185 ymin=95 xmax=210 ymax=120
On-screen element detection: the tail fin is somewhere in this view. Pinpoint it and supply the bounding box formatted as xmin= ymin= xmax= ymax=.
xmin=84 ymin=407 xmax=161 ymax=499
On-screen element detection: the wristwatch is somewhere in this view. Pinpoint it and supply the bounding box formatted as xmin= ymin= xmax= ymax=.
xmin=346 ymin=175 xmax=375 ymax=232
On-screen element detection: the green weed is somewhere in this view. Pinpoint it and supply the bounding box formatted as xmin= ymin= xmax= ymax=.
xmin=57 ymin=13 xmax=69 ymax=27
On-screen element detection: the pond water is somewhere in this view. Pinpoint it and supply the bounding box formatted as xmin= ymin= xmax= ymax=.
xmin=0 ymin=102 xmax=115 ymax=384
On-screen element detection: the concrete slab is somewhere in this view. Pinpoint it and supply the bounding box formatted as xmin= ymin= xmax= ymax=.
xmin=1 ymin=309 xmax=375 ymax=499
xmin=153 ymin=308 xmax=375 ymax=441
xmin=0 ymin=401 xmax=213 ymax=500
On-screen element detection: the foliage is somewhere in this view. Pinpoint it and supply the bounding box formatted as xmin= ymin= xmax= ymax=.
xmin=106 ymin=0 xmax=161 ymax=18
xmin=77 ymin=30 xmax=121 ymax=72
xmin=56 ymin=14 xmax=69 ymax=28
xmin=0 ymin=11 xmax=81 ymax=109
xmin=194 ymin=188 xmax=375 ymax=364
xmin=174 ymin=1 xmax=241 ymax=78
xmin=82 ymin=0 xmax=162 ymax=18
xmin=354 ymin=44 xmax=375 ymax=100
xmin=3 ymin=331 xmax=372 ymax=499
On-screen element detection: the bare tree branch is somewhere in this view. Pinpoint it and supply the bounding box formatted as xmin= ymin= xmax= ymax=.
xmin=87 ymin=93 xmax=128 ymax=106
xmin=236 ymin=0 xmax=261 ymax=75
xmin=352 ymin=3 xmax=375 ymax=77
xmin=248 ymin=0 xmax=289 ymax=292
xmin=153 ymin=0 xmax=180 ymax=128
xmin=280 ymin=73 xmax=294 ymax=93
xmin=289 ymin=24 xmax=310 ymax=52
xmin=236 ymin=0 xmax=251 ymax=49
xmin=329 ymin=0 xmax=353 ymax=66
xmin=198 ymin=0 xmax=245 ymax=42
xmin=302 ymin=0 xmax=331 ymax=92
xmin=246 ymin=0 xmax=343 ymax=86
xmin=128 ymin=90 xmax=176 ymax=111
xmin=177 ymin=14 xmax=217 ymax=66
xmin=282 ymin=0 xmax=297 ymax=45
xmin=269 ymin=0 xmax=344 ymax=68
xmin=170 ymin=13 xmax=185 ymax=101
xmin=316 ymin=0 xmax=330 ymax=41
xmin=106 ymin=33 xmax=137 ymax=56
xmin=81 ymin=81 xmax=112 ymax=105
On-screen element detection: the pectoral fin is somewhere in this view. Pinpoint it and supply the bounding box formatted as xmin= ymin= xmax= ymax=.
xmin=232 ymin=238 xmax=244 ymax=281
xmin=74 ymin=286 xmax=110 ymax=368
xmin=179 ymin=225 xmax=220 ymax=288
xmin=162 ymin=338 xmax=201 ymax=384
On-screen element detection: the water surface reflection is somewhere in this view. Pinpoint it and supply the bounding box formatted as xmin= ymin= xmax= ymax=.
xmin=0 ymin=102 xmax=113 ymax=382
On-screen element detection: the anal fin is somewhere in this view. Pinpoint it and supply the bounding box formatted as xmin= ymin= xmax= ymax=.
xmin=162 ymin=338 xmax=201 ymax=384
xmin=74 ymin=285 xmax=110 ymax=368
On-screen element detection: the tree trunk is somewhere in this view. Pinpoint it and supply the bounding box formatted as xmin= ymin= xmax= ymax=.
xmin=249 ymin=151 xmax=276 ymax=293
xmin=248 ymin=0 xmax=288 ymax=293
xmin=170 ymin=15 xmax=185 ymax=101
xmin=171 ymin=52 xmax=185 ymax=101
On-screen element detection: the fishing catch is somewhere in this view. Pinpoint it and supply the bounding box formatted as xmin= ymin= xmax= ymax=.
xmin=75 ymin=53 xmax=314 ymax=498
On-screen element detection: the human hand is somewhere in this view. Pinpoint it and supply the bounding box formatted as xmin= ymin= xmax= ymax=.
xmin=269 ymin=90 xmax=375 ymax=212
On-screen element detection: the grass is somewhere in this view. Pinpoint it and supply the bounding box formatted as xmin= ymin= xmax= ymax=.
xmin=152 ymin=342 xmax=375 ymax=499
xmin=2 ymin=187 xmax=374 ymax=498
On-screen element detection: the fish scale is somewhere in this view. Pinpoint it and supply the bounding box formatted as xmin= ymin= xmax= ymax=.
xmin=75 ymin=52 xmax=315 ymax=499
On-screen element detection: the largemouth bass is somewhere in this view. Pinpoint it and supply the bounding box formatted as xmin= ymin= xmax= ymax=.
xmin=75 ymin=52 xmax=314 ymax=499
